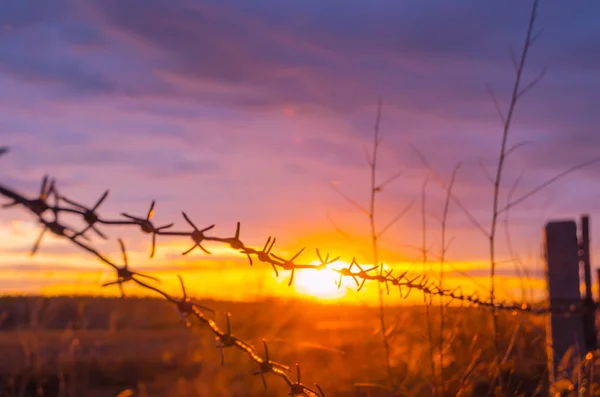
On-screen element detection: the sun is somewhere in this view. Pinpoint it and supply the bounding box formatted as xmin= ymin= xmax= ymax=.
xmin=292 ymin=268 xmax=346 ymax=300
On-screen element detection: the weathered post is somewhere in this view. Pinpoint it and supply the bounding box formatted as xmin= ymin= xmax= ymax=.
xmin=545 ymin=220 xmax=585 ymax=383
xmin=581 ymin=216 xmax=593 ymax=299
xmin=597 ymin=268 xmax=600 ymax=301
xmin=580 ymin=215 xmax=596 ymax=353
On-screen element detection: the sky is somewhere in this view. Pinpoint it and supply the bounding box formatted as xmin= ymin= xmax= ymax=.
xmin=0 ymin=0 xmax=599 ymax=305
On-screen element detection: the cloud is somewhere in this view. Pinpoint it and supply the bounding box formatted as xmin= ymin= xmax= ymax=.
xmin=1 ymin=0 xmax=599 ymax=300
xmin=72 ymin=0 xmax=595 ymax=117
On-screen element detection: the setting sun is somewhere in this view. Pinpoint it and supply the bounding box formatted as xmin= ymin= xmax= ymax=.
xmin=292 ymin=268 xmax=346 ymax=300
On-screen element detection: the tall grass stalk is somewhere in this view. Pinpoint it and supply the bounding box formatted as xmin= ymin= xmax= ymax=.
xmin=330 ymin=98 xmax=413 ymax=389
xmin=368 ymin=99 xmax=393 ymax=386
xmin=438 ymin=164 xmax=460 ymax=396
xmin=422 ymin=178 xmax=439 ymax=395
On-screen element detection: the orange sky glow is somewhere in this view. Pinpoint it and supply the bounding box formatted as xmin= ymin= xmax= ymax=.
xmin=0 ymin=216 xmax=548 ymax=305
xmin=1 ymin=1 xmax=599 ymax=306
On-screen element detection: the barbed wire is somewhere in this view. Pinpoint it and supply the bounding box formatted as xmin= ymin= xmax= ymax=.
xmin=0 ymin=149 xmax=595 ymax=394
xmin=1 ymin=175 xmax=563 ymax=315
xmin=2 ymin=172 xmax=597 ymax=318
xmin=0 ymin=176 xmax=326 ymax=396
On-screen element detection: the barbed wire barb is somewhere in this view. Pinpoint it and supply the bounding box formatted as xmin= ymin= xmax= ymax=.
xmin=253 ymin=236 xmax=278 ymax=276
xmin=253 ymin=339 xmax=292 ymax=390
xmin=179 ymin=211 xmax=215 ymax=255
xmin=272 ymin=247 xmax=306 ymax=286
xmin=174 ymin=274 xmax=215 ymax=326
xmin=101 ymin=238 xmax=160 ymax=298
xmin=60 ymin=189 xmax=110 ymax=240
xmin=121 ymin=200 xmax=174 ymax=258
xmin=315 ymin=248 xmax=340 ymax=268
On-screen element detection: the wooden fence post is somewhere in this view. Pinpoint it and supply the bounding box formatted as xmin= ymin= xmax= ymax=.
xmin=581 ymin=215 xmax=593 ymax=300
xmin=597 ymin=268 xmax=600 ymax=303
xmin=545 ymin=220 xmax=585 ymax=383
xmin=580 ymin=215 xmax=597 ymax=353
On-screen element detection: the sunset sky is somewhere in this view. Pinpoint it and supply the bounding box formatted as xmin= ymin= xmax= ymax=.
xmin=1 ymin=0 xmax=599 ymax=304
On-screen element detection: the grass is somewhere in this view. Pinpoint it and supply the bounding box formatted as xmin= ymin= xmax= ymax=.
xmin=0 ymin=296 xmax=549 ymax=397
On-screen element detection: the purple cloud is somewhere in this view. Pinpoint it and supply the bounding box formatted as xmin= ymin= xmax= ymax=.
xmin=1 ymin=0 xmax=599 ymax=298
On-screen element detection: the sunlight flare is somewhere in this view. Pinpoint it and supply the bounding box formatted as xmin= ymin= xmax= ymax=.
xmin=292 ymin=267 xmax=346 ymax=300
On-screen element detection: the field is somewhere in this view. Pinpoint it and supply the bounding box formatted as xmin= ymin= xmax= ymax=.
xmin=0 ymin=296 xmax=549 ymax=397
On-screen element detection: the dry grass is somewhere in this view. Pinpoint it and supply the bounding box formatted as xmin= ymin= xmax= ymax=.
xmin=0 ymin=296 xmax=549 ymax=397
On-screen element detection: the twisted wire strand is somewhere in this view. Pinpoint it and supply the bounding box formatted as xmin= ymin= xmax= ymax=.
xmin=0 ymin=176 xmax=594 ymax=316
xmin=0 ymin=163 xmax=593 ymax=394
xmin=0 ymin=177 xmax=324 ymax=396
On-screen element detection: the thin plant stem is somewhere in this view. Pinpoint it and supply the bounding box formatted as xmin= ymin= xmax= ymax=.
xmin=438 ymin=163 xmax=460 ymax=397
xmin=422 ymin=178 xmax=438 ymax=395
xmin=504 ymin=173 xmax=528 ymax=302
xmin=328 ymin=98 xmax=409 ymax=389
xmin=489 ymin=0 xmax=540 ymax=393
xmin=369 ymin=98 xmax=394 ymax=387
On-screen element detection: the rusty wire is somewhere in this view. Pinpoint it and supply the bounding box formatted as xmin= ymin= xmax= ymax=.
xmin=0 ymin=154 xmax=594 ymax=394
xmin=0 ymin=177 xmax=325 ymax=396
xmin=1 ymin=174 xmax=597 ymax=318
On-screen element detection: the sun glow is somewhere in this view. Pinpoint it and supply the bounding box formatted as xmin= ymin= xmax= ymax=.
xmin=293 ymin=268 xmax=346 ymax=300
